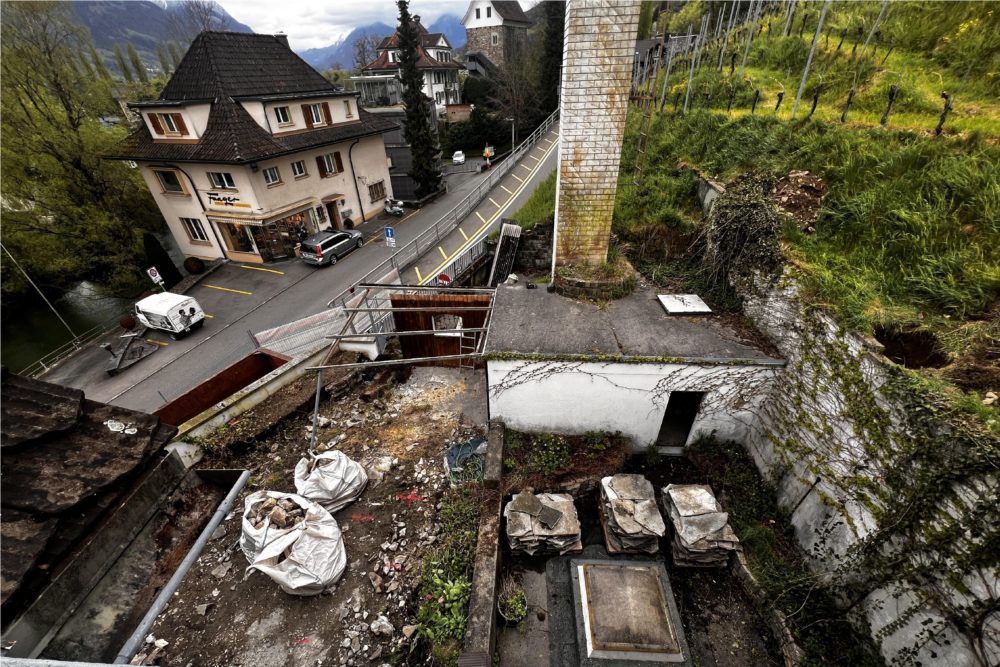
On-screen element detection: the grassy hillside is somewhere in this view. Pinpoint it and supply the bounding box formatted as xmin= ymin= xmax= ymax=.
xmin=616 ymin=1 xmax=1000 ymax=407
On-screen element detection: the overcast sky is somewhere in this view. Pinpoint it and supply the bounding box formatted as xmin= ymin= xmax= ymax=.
xmin=216 ymin=1 xmax=536 ymax=51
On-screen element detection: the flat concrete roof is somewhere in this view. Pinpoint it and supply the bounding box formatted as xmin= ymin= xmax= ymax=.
xmin=485 ymin=285 xmax=782 ymax=363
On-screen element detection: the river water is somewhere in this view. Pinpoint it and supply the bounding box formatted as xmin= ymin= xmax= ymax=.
xmin=1 ymin=281 xmax=137 ymax=374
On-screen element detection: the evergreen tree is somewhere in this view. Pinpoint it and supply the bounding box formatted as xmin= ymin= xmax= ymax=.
xmin=167 ymin=42 xmax=183 ymax=68
xmin=396 ymin=0 xmax=441 ymax=198
xmin=127 ymin=43 xmax=148 ymax=83
xmin=114 ymin=43 xmax=133 ymax=81
xmin=539 ymin=2 xmax=565 ymax=113
xmin=88 ymin=43 xmax=112 ymax=79
xmin=157 ymin=46 xmax=173 ymax=77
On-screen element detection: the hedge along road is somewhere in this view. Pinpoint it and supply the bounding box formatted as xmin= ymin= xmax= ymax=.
xmin=41 ymin=137 xmax=557 ymax=414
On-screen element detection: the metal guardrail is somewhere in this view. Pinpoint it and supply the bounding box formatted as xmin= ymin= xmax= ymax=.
xmin=325 ymin=108 xmax=559 ymax=309
xmin=20 ymin=310 xmax=129 ymax=378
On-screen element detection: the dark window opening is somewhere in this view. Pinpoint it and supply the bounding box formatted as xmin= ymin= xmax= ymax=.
xmin=656 ymin=391 xmax=705 ymax=448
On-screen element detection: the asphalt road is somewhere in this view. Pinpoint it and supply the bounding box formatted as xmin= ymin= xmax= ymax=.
xmin=42 ymin=134 xmax=559 ymax=414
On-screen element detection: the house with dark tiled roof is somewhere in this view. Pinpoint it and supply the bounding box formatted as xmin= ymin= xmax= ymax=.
xmin=109 ymin=32 xmax=396 ymax=264
xmin=359 ymin=15 xmax=463 ymax=112
xmin=462 ymin=1 xmax=531 ymax=70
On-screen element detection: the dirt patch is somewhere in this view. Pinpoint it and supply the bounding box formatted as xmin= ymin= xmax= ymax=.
xmin=771 ymin=170 xmax=827 ymax=232
xmin=500 ymin=430 xmax=631 ymax=496
xmin=136 ymin=367 xmax=488 ymax=667
xmin=874 ymin=325 xmax=951 ymax=369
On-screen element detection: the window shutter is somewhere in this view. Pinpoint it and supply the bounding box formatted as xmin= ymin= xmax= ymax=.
xmin=172 ymin=113 xmax=188 ymax=135
xmin=148 ymin=113 xmax=164 ymax=134
xmin=316 ymin=156 xmax=327 ymax=177
xmin=322 ymin=102 xmax=332 ymax=125
xmin=334 ymin=152 xmax=344 ymax=173
xmin=302 ymin=104 xmax=313 ymax=128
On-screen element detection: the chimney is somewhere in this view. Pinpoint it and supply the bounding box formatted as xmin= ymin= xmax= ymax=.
xmin=274 ymin=32 xmax=289 ymax=48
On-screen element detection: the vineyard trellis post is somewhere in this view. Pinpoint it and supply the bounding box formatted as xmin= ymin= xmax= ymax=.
xmin=739 ymin=0 xmax=762 ymax=76
xmin=718 ymin=0 xmax=737 ymax=72
xmin=791 ymin=0 xmax=830 ymax=119
xmin=783 ymin=0 xmax=796 ymax=37
xmin=684 ymin=15 xmax=709 ymax=113
xmin=859 ymin=0 xmax=890 ymax=61
xmin=659 ymin=39 xmax=676 ymax=112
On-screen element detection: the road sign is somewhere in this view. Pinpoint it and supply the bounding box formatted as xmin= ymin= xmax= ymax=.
xmin=146 ymin=266 xmax=164 ymax=285
xmin=384 ymin=226 xmax=396 ymax=248
xmin=437 ymin=273 xmax=451 ymax=286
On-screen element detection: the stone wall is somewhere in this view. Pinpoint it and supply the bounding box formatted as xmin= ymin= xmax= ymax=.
xmin=553 ymin=0 xmax=641 ymax=267
xmin=513 ymin=221 xmax=553 ymax=273
xmin=465 ymin=25 xmax=526 ymax=69
xmin=740 ymin=275 xmax=999 ymax=667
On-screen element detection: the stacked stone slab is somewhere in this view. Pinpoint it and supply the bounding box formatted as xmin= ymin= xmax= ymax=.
xmin=505 ymin=492 xmax=582 ymax=555
xmin=599 ymin=474 xmax=665 ymax=553
xmin=662 ymin=484 xmax=740 ymax=567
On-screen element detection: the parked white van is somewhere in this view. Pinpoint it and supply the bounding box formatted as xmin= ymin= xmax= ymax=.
xmin=134 ymin=292 xmax=205 ymax=340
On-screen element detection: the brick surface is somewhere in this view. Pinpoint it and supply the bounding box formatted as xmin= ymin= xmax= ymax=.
xmin=555 ymin=0 xmax=641 ymax=267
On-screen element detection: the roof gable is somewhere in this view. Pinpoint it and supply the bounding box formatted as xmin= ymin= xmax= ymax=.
xmin=492 ymin=1 xmax=530 ymax=24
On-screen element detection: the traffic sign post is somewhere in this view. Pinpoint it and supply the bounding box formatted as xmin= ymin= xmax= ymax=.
xmin=384 ymin=226 xmax=396 ymax=248
xmin=146 ymin=266 xmax=166 ymax=291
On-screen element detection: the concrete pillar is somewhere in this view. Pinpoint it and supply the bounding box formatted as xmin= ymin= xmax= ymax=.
xmin=552 ymin=0 xmax=642 ymax=269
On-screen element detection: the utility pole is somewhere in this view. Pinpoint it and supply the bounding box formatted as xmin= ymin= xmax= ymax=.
xmin=1 ymin=242 xmax=79 ymax=342
xmin=791 ymin=0 xmax=830 ymax=118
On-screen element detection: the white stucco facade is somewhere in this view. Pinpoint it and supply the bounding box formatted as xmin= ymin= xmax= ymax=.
xmin=487 ymin=359 xmax=780 ymax=451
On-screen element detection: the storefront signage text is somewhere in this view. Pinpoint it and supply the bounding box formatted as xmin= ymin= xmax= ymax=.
xmin=208 ymin=191 xmax=251 ymax=208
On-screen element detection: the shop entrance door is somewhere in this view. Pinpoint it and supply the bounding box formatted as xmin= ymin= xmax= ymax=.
xmin=251 ymin=225 xmax=295 ymax=261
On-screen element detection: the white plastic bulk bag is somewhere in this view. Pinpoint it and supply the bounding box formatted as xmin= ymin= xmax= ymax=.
xmin=293 ymin=450 xmax=368 ymax=513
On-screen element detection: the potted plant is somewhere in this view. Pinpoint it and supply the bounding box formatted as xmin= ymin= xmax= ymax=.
xmin=497 ymin=574 xmax=527 ymax=625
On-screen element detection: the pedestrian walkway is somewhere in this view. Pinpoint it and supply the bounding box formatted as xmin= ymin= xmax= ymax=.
xmin=409 ymin=126 xmax=560 ymax=285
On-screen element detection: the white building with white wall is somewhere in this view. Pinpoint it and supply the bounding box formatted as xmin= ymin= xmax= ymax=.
xmin=110 ymin=32 xmax=396 ymax=264
xmin=484 ymin=285 xmax=784 ymax=453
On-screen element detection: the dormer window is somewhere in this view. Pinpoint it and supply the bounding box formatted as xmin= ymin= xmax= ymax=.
xmin=390 ymin=52 xmax=399 ymax=63
xmin=274 ymin=106 xmax=290 ymax=124
xmin=476 ymin=8 xmax=480 ymax=19
xmin=487 ymin=6 xmax=492 ymax=18
xmin=149 ymin=112 xmax=189 ymax=137
xmin=302 ymin=102 xmax=330 ymax=128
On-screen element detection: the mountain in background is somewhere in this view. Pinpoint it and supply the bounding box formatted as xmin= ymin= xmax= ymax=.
xmin=72 ymin=1 xmax=252 ymax=76
xmin=298 ymin=22 xmax=395 ymax=72
xmin=297 ymin=14 xmax=466 ymax=73
xmin=429 ymin=14 xmax=466 ymax=49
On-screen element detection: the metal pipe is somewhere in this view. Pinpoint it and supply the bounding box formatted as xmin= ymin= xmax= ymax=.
xmin=1 ymin=243 xmax=78 ymax=340
xmin=307 ymin=352 xmax=480 ymax=371
xmin=114 ymin=469 xmax=252 ymax=664
xmin=327 ymin=327 xmax=488 ymax=339
xmin=347 ymin=138 xmax=365 ymax=224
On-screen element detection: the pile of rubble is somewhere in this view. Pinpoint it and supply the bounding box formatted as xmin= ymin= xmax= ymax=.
xmin=599 ymin=474 xmax=665 ymax=554
xmin=662 ymin=484 xmax=740 ymax=567
xmin=505 ymin=491 xmax=582 ymax=555
xmin=245 ymin=495 xmax=306 ymax=530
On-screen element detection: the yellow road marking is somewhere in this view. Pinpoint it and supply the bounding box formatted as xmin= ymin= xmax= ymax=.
xmin=501 ymin=185 xmax=514 ymax=194
xmin=240 ymin=265 xmax=284 ymax=275
xmin=520 ymin=163 xmax=532 ymax=172
xmin=414 ymin=266 xmax=423 ymax=282
xmin=459 ymin=228 xmax=470 ymax=241
xmin=511 ymin=173 xmax=524 ymax=183
xmin=419 ymin=133 xmax=559 ymax=284
xmin=528 ymin=154 xmax=540 ymax=161
xmin=146 ymin=339 xmax=169 ymax=347
xmin=489 ymin=197 xmax=503 ymax=208
xmin=204 ymin=284 xmax=253 ymax=295
xmin=542 ymin=138 xmax=553 ymax=145
xmin=203 ymin=314 xmax=214 ymax=319
xmin=400 ymin=210 xmax=418 ymax=223
xmin=438 ymin=246 xmax=448 ymax=260
xmin=475 ymin=211 xmax=486 ymax=223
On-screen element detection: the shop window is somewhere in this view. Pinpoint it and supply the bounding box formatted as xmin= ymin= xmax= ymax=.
xmin=219 ymin=222 xmax=255 ymax=254
xmin=291 ymin=160 xmax=307 ymax=178
xmin=180 ymin=217 xmax=210 ymax=244
xmin=368 ymin=180 xmax=387 ymax=202
xmin=263 ymin=166 xmax=281 ymax=185
xmin=208 ymin=171 xmax=236 ymax=189
xmin=274 ymin=106 xmax=290 ymax=124
xmin=154 ymin=169 xmax=186 ymax=194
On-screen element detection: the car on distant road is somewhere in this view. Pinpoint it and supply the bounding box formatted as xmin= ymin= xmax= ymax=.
xmin=300 ymin=229 xmax=364 ymax=266
xmin=452 ymin=150 xmax=465 ymax=165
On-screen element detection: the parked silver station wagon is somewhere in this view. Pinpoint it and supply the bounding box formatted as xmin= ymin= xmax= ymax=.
xmin=300 ymin=230 xmax=364 ymax=266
